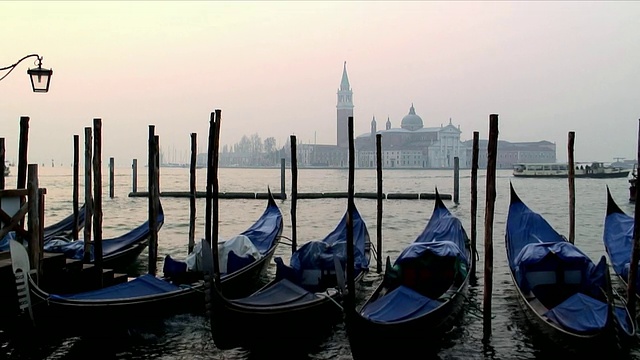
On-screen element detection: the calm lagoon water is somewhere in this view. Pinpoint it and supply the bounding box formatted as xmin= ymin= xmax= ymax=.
xmin=2 ymin=165 xmax=639 ymax=359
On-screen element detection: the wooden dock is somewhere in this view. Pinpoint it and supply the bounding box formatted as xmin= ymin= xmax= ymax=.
xmin=127 ymin=191 xmax=452 ymax=200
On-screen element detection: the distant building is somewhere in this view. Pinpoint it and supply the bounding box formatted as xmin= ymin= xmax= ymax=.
xmin=462 ymin=139 xmax=556 ymax=169
xmin=355 ymin=107 xmax=466 ymax=169
xmin=279 ymin=62 xmax=557 ymax=169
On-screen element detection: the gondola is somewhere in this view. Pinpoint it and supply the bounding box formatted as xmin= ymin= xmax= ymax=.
xmin=345 ymin=189 xmax=471 ymax=358
xmin=43 ymin=203 xmax=86 ymax=240
xmin=505 ymin=183 xmax=635 ymax=352
xmin=1 ymin=204 xmax=86 ymax=251
xmin=208 ymin=203 xmax=371 ymax=351
xmin=41 ymin=202 xmax=165 ymax=271
xmin=8 ymin=192 xmax=283 ymax=336
xmin=604 ymin=186 xmax=640 ymax=304
xmin=165 ymin=189 xmax=284 ymax=299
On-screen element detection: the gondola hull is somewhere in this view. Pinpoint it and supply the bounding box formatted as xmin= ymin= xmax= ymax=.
xmin=345 ymin=189 xmax=471 ymax=358
xmin=348 ymin=277 xmax=468 ymax=358
xmin=24 ymin=277 xmax=205 ymax=336
xmin=505 ymin=184 xmax=634 ymax=353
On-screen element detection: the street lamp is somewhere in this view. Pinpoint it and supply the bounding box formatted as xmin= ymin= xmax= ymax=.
xmin=0 ymin=54 xmax=53 ymax=93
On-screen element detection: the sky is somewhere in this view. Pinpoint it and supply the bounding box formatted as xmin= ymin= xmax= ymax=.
xmin=2 ymin=1 xmax=640 ymax=166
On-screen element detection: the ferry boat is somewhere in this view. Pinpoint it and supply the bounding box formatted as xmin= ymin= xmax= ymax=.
xmin=512 ymin=162 xmax=630 ymax=179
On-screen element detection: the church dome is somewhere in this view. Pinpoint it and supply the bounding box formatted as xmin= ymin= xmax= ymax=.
xmin=401 ymin=104 xmax=423 ymax=131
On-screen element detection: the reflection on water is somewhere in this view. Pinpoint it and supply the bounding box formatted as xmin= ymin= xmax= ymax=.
xmin=2 ymin=167 xmax=640 ymax=359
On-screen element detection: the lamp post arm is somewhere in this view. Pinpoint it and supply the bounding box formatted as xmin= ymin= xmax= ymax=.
xmin=0 ymin=54 xmax=42 ymax=82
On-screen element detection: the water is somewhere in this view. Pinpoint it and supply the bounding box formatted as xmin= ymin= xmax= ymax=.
xmin=2 ymin=166 xmax=639 ymax=359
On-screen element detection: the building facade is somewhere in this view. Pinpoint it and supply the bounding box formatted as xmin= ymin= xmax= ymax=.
xmin=285 ymin=62 xmax=556 ymax=169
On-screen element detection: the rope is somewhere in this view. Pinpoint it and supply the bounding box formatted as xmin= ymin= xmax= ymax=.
xmin=460 ymin=292 xmax=489 ymax=320
xmin=317 ymin=290 xmax=343 ymax=311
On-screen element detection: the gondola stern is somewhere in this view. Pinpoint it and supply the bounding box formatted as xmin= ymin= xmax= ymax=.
xmin=434 ymin=187 xmax=447 ymax=211
xmin=509 ymin=182 xmax=522 ymax=205
xmin=605 ymin=186 xmax=625 ymax=216
xmin=266 ymin=186 xmax=277 ymax=208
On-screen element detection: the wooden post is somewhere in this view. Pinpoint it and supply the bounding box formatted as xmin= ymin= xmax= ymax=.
xmin=483 ymin=114 xmax=499 ymax=339
xmin=17 ymin=116 xmax=29 ymax=190
xmin=73 ymin=135 xmax=79 ymax=240
xmin=290 ymin=135 xmax=298 ymax=253
xmin=0 ymin=138 xmax=5 ymax=190
xmin=155 ymin=135 xmax=160 ymax=196
xmin=567 ymin=131 xmax=576 ymax=245
xmin=188 ymin=132 xmax=197 ymax=254
xmin=346 ymin=116 xmax=357 ymax=308
xmin=627 ymin=119 xmax=640 ymax=318
xmin=212 ymin=109 xmax=222 ymax=273
xmin=471 ymin=131 xmax=479 ymax=279
xmin=148 ymin=125 xmax=158 ymax=275
xmin=454 ymin=156 xmax=460 ymax=204
xmin=132 ymin=159 xmax=138 ymax=193
xmin=376 ymin=133 xmax=383 ymax=273
xmin=83 ymin=127 xmax=93 ymax=263
xmin=93 ymin=118 xmax=104 ymax=282
xmin=205 ymin=113 xmax=215 ymax=250
xmin=109 ymin=157 xmax=115 ymax=199
xmin=280 ymin=158 xmax=286 ymax=200
xmin=27 ymin=164 xmax=41 ymax=282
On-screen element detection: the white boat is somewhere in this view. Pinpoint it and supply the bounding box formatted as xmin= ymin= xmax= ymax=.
xmin=512 ymin=162 xmax=630 ymax=179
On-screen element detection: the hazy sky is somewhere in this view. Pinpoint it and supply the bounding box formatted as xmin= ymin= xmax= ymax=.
xmin=2 ymin=1 xmax=639 ymax=166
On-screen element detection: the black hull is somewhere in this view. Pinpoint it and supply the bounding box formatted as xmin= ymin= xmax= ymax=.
xmin=218 ymin=239 xmax=280 ymax=299
xmin=100 ymin=240 xmax=149 ymax=272
xmin=23 ymin=278 xmax=204 ymax=337
xmin=210 ymin=273 xmax=365 ymax=352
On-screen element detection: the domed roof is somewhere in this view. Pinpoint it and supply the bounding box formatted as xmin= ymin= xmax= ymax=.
xmin=401 ymin=104 xmax=423 ymax=131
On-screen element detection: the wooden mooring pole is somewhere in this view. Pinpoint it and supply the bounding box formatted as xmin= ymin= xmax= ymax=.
xmin=483 ymin=114 xmax=499 ymax=340
xmin=148 ymin=125 xmax=158 ymax=275
xmin=454 ymin=156 xmax=459 ymax=204
xmin=17 ymin=116 xmax=29 ymax=190
xmin=205 ymin=113 xmax=214 ymax=250
xmin=290 ymin=135 xmax=298 ymax=253
xmin=73 ymin=135 xmax=79 ymax=240
xmin=188 ymin=132 xmax=197 ymax=254
xmin=376 ymin=133 xmax=383 ymax=273
xmin=83 ymin=127 xmax=93 ymax=263
xmin=280 ymin=158 xmax=286 ymax=201
xmin=109 ymin=157 xmax=115 ymax=199
xmin=567 ymin=131 xmax=575 ymax=245
xmin=93 ymin=118 xmax=104 ymax=284
xmin=132 ymin=159 xmax=138 ymax=193
xmin=471 ymin=131 xmax=479 ymax=279
xmin=346 ymin=116 xmax=356 ymax=307
xmin=0 ymin=138 xmax=5 ymax=190
xmin=627 ymin=119 xmax=640 ymax=319
xmin=27 ymin=164 xmax=42 ymax=283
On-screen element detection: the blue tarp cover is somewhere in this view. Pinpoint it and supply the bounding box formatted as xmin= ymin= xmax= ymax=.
xmin=544 ymin=293 xmax=608 ymax=333
xmin=506 ymin=191 xmax=611 ymax=334
xmin=409 ymin=202 xmax=469 ymax=265
xmin=506 ymin=199 xmax=566 ymax=270
xmin=239 ymin=200 xmax=283 ymax=253
xmin=603 ymin=211 xmax=637 ymax=284
xmin=285 ymin=206 xmax=370 ymax=275
xmin=395 ymin=241 xmax=464 ymax=266
xmin=232 ymin=279 xmax=318 ymax=307
xmin=361 ymin=285 xmax=440 ymax=322
xmin=42 ymin=209 xmax=164 ymax=261
xmin=51 ymin=274 xmax=181 ymax=300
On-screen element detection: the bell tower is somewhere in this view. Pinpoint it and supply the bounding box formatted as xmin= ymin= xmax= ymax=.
xmin=337 ymin=61 xmax=354 ymax=148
